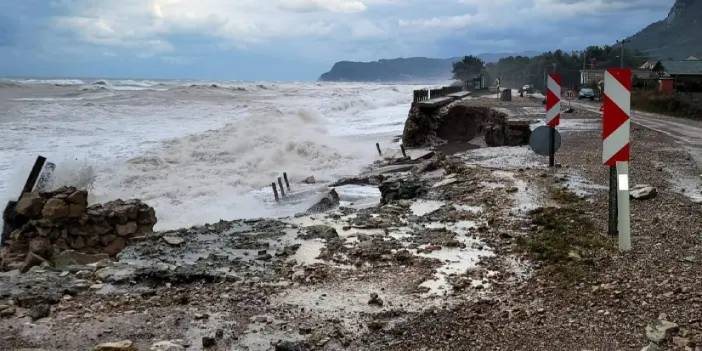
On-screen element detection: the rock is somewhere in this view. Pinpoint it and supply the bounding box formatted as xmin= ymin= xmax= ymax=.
xmin=103 ymin=237 xmax=126 ymax=256
xmin=67 ymin=190 xmax=88 ymax=206
xmin=202 ymin=336 xmax=216 ymax=348
xmin=631 ymin=185 xmax=658 ymax=200
xmin=28 ymin=303 xmax=50 ymax=321
xmin=256 ymin=253 xmax=272 ymax=261
xmin=567 ymin=250 xmax=582 ymax=261
xmin=112 ymin=204 xmax=139 ymax=223
xmin=150 ymin=340 xmax=186 ymax=351
xmin=368 ymin=293 xmax=384 ymax=306
xmin=331 ymin=175 xmax=383 ymax=187
xmin=69 ymin=236 xmax=86 ymax=250
xmin=15 ymin=192 xmax=45 ymax=218
xmin=52 ymin=250 xmax=110 ymax=268
xmin=162 ymin=235 xmax=185 ymax=246
xmin=275 ymin=341 xmax=308 ymax=351
xmin=412 ymin=157 xmax=441 ymax=174
xmin=302 ymin=176 xmax=316 ymax=184
xmin=306 ymin=189 xmax=340 ymax=214
xmin=115 ymin=222 xmax=138 ymax=236
xmin=96 ymin=265 xmax=136 ymax=282
xmin=394 ymin=249 xmax=413 ymax=262
xmin=94 ymin=340 xmax=137 ymax=351
xmin=505 ymin=187 xmax=519 ymax=193
xmin=379 ymin=177 xmax=426 ymax=204
xmin=367 ymin=319 xmax=388 ymax=331
xmin=300 ymin=225 xmax=338 ymax=240
xmin=42 ymin=198 xmax=70 ymax=220
xmin=194 ymin=313 xmax=209 ymax=320
xmin=646 ymin=319 xmax=679 ymax=344
xmin=20 ymin=252 xmax=48 ymax=273
xmin=68 ymin=203 xmax=86 ymax=218
xmin=0 ymin=304 xmax=16 ymax=318
xmin=138 ymin=207 xmax=157 ymax=225
xmin=29 ymin=237 xmax=52 ymax=257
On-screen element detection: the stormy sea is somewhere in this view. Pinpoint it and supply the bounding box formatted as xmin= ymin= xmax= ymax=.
xmin=0 ymin=79 xmax=428 ymax=230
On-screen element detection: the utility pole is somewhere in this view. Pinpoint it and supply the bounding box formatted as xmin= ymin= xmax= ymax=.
xmin=617 ymin=39 xmax=631 ymax=69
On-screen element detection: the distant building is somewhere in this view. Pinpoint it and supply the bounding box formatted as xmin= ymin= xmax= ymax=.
xmin=580 ymin=69 xmax=604 ymax=86
xmin=639 ymin=60 xmax=702 ymax=92
xmin=660 ymin=60 xmax=702 ymax=91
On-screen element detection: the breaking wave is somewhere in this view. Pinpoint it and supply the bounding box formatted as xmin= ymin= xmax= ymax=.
xmin=91 ymin=106 xmax=376 ymax=229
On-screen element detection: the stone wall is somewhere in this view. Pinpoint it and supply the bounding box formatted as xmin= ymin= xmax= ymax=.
xmin=1 ymin=186 xmax=156 ymax=272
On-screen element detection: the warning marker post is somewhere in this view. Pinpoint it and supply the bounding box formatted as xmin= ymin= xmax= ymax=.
xmin=602 ymin=68 xmax=632 ymax=251
xmin=545 ymin=73 xmax=561 ymax=167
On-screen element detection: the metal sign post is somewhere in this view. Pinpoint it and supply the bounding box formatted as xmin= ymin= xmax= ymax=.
xmin=603 ymin=68 xmax=632 ymax=251
xmin=545 ymin=73 xmax=561 ymax=167
xmin=616 ymin=161 xmax=631 ymax=251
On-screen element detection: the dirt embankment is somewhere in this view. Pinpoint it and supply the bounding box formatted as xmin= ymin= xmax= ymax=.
xmin=402 ymin=100 xmax=531 ymax=148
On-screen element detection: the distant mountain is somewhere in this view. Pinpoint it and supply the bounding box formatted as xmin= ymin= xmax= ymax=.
xmin=627 ymin=0 xmax=702 ymax=60
xmin=319 ymin=57 xmax=456 ymax=82
xmin=318 ymin=52 xmax=538 ymax=82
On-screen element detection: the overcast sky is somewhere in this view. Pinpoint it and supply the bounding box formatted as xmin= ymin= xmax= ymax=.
xmin=0 ymin=0 xmax=674 ymax=81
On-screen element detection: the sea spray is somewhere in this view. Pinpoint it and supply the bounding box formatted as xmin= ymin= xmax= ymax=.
xmin=0 ymin=80 xmax=418 ymax=231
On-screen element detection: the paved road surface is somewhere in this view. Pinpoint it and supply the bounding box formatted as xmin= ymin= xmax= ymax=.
xmin=572 ymin=101 xmax=702 ymax=171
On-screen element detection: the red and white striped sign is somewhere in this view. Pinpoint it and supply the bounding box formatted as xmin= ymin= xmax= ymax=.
xmin=602 ymin=68 xmax=632 ymax=166
xmin=546 ymin=73 xmax=561 ymax=127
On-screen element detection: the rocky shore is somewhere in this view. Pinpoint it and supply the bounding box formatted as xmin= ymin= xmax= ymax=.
xmin=1 ymin=94 xmax=701 ymax=351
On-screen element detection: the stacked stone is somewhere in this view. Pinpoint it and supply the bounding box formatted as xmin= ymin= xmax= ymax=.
xmin=1 ymin=186 xmax=157 ymax=271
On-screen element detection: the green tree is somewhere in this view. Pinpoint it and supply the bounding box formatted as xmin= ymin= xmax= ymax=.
xmin=452 ymin=56 xmax=485 ymax=82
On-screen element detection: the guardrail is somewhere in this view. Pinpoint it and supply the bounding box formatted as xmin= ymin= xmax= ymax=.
xmin=413 ymin=85 xmax=464 ymax=102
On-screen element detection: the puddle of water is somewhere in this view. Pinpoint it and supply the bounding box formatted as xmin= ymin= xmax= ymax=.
xmin=334 ymin=184 xmax=381 ymax=209
xmin=415 ymin=218 xmax=494 ymax=297
xmin=289 ymin=239 xmax=325 ymax=266
xmin=416 ymin=238 xmax=493 ymax=297
xmin=669 ymin=174 xmax=702 ymax=203
xmin=532 ymin=118 xmax=599 ymax=132
xmin=655 ymin=164 xmax=702 ymax=203
xmin=410 ymin=200 xmax=446 ymax=216
xmin=453 ymin=204 xmax=483 ymax=214
xmin=492 ymin=171 xmax=548 ymax=213
xmin=462 ymin=146 xmax=542 ymax=170
xmin=561 ymin=173 xmax=607 ymax=198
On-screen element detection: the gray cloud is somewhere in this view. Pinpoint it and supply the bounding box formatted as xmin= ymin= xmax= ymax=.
xmin=0 ymin=0 xmax=676 ymax=80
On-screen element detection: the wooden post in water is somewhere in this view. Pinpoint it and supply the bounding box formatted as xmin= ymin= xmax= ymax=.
xmin=3 ymin=155 xmax=47 ymax=246
xmin=272 ymin=183 xmax=279 ymax=202
xmin=400 ymin=144 xmax=407 ymax=158
xmin=376 ymin=143 xmax=382 ymax=156
xmin=21 ymin=156 xmax=47 ymax=196
xmin=277 ymin=177 xmax=286 ymax=197
xmin=283 ymin=172 xmax=290 ymax=191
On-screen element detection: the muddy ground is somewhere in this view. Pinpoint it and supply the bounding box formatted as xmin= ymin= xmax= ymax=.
xmin=1 ymin=94 xmax=701 ymax=351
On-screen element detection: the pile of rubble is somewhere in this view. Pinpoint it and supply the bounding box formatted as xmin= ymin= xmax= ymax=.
xmin=0 ymin=186 xmax=157 ymax=272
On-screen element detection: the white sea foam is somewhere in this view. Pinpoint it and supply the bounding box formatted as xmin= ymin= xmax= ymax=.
xmin=0 ymin=80 xmax=418 ymax=230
